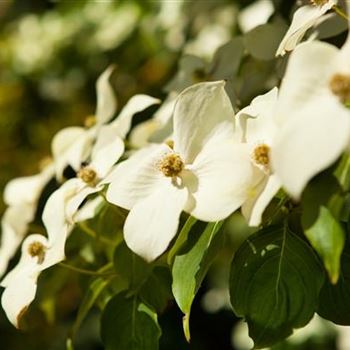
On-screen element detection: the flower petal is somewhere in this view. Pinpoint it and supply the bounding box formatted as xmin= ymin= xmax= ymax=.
xmin=106 ymin=144 xmax=170 ymax=209
xmin=90 ymin=132 xmax=125 ymax=178
xmin=65 ymin=185 xmax=100 ymax=223
xmin=271 ymin=97 xmax=350 ymax=199
xmin=0 ymin=205 xmax=35 ymax=277
xmin=107 ymin=94 xmax=160 ymax=139
xmin=173 ymin=81 xmax=235 ymax=163
xmin=241 ymin=173 xmax=281 ymax=227
xmin=185 ymin=124 xmax=262 ymax=221
xmin=276 ymin=2 xmax=336 ymax=56
xmin=1 ymin=267 xmax=38 ymax=328
xmin=75 ymin=197 xmax=104 ymax=222
xmin=52 ymin=127 xmax=94 ymax=181
xmin=129 ymin=119 xmax=162 ymax=148
xmin=124 ymin=179 xmax=188 ymax=262
xmin=4 ymin=164 xmax=54 ymax=207
xmin=0 ymin=234 xmax=56 ymax=328
xmin=277 ymin=41 xmax=339 ymax=122
xmin=129 ymin=95 xmax=176 ymax=148
xmin=95 ymin=65 xmax=117 ymax=125
xmin=236 ymin=87 xmax=278 ymax=144
xmin=42 ymin=179 xmax=79 ymax=245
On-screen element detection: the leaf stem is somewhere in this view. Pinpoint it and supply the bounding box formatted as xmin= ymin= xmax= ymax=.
xmin=332 ymin=5 xmax=349 ymax=21
xmin=77 ymin=221 xmax=115 ymax=245
xmin=59 ymin=262 xmax=117 ymax=277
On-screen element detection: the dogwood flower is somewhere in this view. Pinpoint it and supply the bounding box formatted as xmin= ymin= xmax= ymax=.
xmin=50 ymin=127 xmax=125 ymax=227
xmin=276 ymin=0 xmax=337 ymax=56
xmin=237 ymin=88 xmax=282 ymax=226
xmin=52 ymin=66 xmax=159 ymax=180
xmin=129 ymin=93 xmax=177 ymax=148
xmin=0 ymin=162 xmax=54 ymax=277
xmin=0 ymin=178 xmax=74 ymax=328
xmin=0 ymin=172 xmax=104 ymax=328
xmin=272 ymin=33 xmax=350 ymax=198
xmin=51 ymin=66 xmax=117 ymax=181
xmin=106 ymin=81 xmax=260 ymax=262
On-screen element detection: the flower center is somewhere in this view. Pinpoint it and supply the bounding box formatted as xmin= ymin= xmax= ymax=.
xmin=158 ymin=153 xmax=184 ymax=177
xmin=84 ymin=115 xmax=97 ymax=128
xmin=309 ymin=0 xmax=329 ymax=6
xmin=329 ymin=73 xmax=350 ymax=104
xmin=77 ymin=166 xmax=98 ymax=186
xmin=253 ymin=144 xmax=270 ymax=167
xmin=28 ymin=241 xmax=46 ymax=264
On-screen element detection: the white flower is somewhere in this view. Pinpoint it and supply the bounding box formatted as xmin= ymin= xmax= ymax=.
xmin=238 ymin=0 xmax=274 ymax=33
xmin=0 ymin=173 xmax=110 ymax=328
xmin=1 ymin=234 xmax=61 ymax=328
xmin=0 ymin=162 xmax=54 ymax=277
xmin=129 ymin=93 xmax=177 ymax=148
xmin=237 ymin=88 xmax=282 ymax=226
xmin=271 ymin=35 xmax=350 ymax=199
xmin=51 ymin=66 xmax=117 ymax=180
xmin=51 ymin=66 xmax=159 ymax=180
xmin=51 ymin=128 xmax=125 ymax=225
xmin=0 ymin=178 xmax=73 ymax=328
xmin=276 ymin=0 xmax=337 ymax=56
xmin=106 ymin=81 xmax=259 ymax=262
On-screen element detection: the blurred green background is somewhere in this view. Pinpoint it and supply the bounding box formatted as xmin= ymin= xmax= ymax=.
xmin=1 ymin=0 xmax=344 ymax=349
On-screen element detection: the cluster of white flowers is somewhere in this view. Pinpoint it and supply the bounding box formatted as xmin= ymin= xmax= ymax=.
xmin=0 ymin=0 xmax=349 ymax=330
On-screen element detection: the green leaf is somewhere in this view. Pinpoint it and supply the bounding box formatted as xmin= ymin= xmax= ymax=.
xmin=71 ymin=276 xmax=111 ymax=339
xmin=114 ymin=242 xmax=153 ymax=291
xmin=139 ymin=266 xmax=172 ymax=313
xmin=302 ymin=174 xmax=345 ymax=283
xmin=101 ymin=294 xmax=161 ymax=350
xmin=229 ymin=225 xmax=324 ymax=349
xmin=172 ymin=221 xmax=224 ymax=341
xmin=314 ymin=12 xmax=348 ymax=40
xmin=66 ymin=338 xmax=74 ymax=350
xmin=244 ymin=22 xmax=286 ymax=61
xmin=167 ymin=216 xmax=197 ymax=265
xmin=302 ymin=207 xmax=344 ymax=284
xmin=334 ymin=153 xmax=350 ymax=192
xmin=318 ymin=240 xmax=350 ymax=325
xmin=209 ymin=37 xmax=244 ymax=80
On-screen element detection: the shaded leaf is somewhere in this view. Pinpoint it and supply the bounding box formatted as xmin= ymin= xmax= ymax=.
xmin=71 ymin=276 xmax=111 ymax=339
xmin=101 ymin=294 xmax=161 ymax=350
xmin=229 ymin=225 xmax=324 ymax=348
xmin=114 ymin=242 xmax=153 ymax=290
xmin=318 ymin=239 xmax=350 ymax=325
xmin=244 ymin=22 xmax=286 ymax=60
xmin=139 ymin=266 xmax=173 ymax=313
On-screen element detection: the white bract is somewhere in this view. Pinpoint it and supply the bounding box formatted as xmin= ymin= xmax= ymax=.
xmin=129 ymin=93 xmax=177 ymax=148
xmin=272 ymin=34 xmax=350 ymax=199
xmin=238 ymin=0 xmax=274 ymax=33
xmin=51 ymin=66 xmax=159 ymax=180
xmin=0 ymin=176 xmax=103 ymax=328
xmin=0 ymin=179 xmax=74 ymax=328
xmin=237 ymin=88 xmax=281 ymax=226
xmin=51 ymin=66 xmax=117 ymax=180
xmin=106 ymin=81 xmax=259 ymax=262
xmin=0 ymin=162 xmax=54 ymax=277
xmin=51 ymin=130 xmax=125 ymax=225
xmin=276 ymin=0 xmax=336 ymax=56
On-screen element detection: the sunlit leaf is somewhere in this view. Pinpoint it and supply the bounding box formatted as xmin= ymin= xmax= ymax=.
xmin=172 ymin=221 xmax=224 ymax=341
